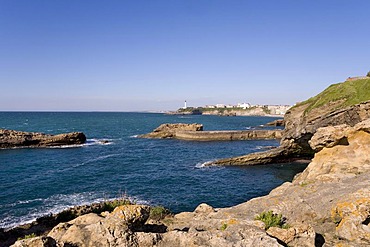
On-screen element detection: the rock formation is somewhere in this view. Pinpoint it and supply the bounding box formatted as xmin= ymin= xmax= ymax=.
xmin=9 ymin=120 xmax=370 ymax=246
xmin=0 ymin=129 xmax=86 ymax=149
xmin=139 ymin=123 xmax=203 ymax=139
xmin=211 ymin=78 xmax=370 ymax=166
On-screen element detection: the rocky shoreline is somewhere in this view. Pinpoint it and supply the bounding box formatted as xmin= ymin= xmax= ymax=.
xmin=7 ymin=119 xmax=370 ymax=246
xmin=0 ymin=129 xmax=86 ymax=149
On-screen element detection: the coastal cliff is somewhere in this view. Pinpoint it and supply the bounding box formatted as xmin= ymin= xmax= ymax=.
xmin=0 ymin=129 xmax=86 ymax=149
xmin=11 ymin=119 xmax=370 ymax=246
xmin=211 ymin=77 xmax=370 ymax=166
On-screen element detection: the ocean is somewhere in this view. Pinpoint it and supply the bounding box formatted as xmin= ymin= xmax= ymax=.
xmin=0 ymin=112 xmax=307 ymax=229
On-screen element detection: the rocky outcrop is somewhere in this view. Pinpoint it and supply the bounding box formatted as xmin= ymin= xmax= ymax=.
xmin=281 ymin=100 xmax=370 ymax=156
xmin=139 ymin=123 xmax=203 ymax=139
xmin=0 ymin=129 xmax=86 ymax=149
xmin=10 ymin=120 xmax=370 ymax=246
xmin=265 ymin=119 xmax=285 ymax=127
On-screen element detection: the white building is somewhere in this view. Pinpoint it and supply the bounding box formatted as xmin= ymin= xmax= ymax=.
xmin=216 ymin=104 xmax=226 ymax=108
xmin=237 ymin=103 xmax=251 ymax=109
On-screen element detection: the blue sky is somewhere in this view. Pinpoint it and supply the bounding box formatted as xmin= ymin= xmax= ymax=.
xmin=1 ymin=0 xmax=370 ymax=111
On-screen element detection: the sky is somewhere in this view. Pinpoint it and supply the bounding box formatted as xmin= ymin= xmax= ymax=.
xmin=1 ymin=0 xmax=370 ymax=111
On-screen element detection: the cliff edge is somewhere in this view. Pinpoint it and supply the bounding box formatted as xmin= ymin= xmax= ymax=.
xmin=211 ymin=77 xmax=370 ymax=166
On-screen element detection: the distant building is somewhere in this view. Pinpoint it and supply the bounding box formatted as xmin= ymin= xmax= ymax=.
xmin=237 ymin=103 xmax=251 ymax=109
xmin=226 ymin=104 xmax=234 ymax=108
xmin=205 ymin=105 xmax=216 ymax=109
xmin=216 ymin=104 xmax=226 ymax=108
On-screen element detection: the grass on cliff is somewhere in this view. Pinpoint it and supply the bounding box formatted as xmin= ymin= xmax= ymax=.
xmin=255 ymin=211 xmax=289 ymax=230
xmin=294 ymin=78 xmax=370 ymax=115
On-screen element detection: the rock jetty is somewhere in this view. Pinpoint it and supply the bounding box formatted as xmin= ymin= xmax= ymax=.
xmin=0 ymin=129 xmax=86 ymax=149
xmin=140 ymin=123 xmax=282 ymax=141
xmin=11 ymin=119 xmax=370 ymax=246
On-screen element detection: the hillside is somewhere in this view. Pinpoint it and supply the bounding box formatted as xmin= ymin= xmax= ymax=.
xmin=294 ymin=77 xmax=370 ymax=115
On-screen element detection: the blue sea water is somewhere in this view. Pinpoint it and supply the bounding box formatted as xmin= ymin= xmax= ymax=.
xmin=0 ymin=112 xmax=306 ymax=229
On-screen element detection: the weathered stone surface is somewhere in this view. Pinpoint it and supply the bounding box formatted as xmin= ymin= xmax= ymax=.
xmin=0 ymin=129 xmax=86 ymax=149
xmin=11 ymin=236 xmax=57 ymax=247
xmin=331 ymin=188 xmax=370 ymax=245
xmin=266 ymin=119 xmax=285 ymax=127
xmin=46 ymin=205 xmax=151 ymax=247
xmin=281 ymin=100 xmax=370 ymax=156
xmin=267 ymin=224 xmax=316 ymax=247
xmin=308 ymin=124 xmax=350 ymax=151
xmin=139 ymin=123 xmax=203 ymax=139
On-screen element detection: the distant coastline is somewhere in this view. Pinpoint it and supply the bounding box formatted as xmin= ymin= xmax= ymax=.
xmin=166 ymin=103 xmax=291 ymax=117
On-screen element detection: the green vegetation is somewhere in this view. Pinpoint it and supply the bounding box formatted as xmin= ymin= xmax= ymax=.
xmin=220 ymin=223 xmax=227 ymax=231
xmin=220 ymin=222 xmax=228 ymax=231
xmin=255 ymin=211 xmax=290 ymax=230
xmin=17 ymin=233 xmax=37 ymax=240
xmin=294 ymin=78 xmax=370 ymax=115
xmin=149 ymin=206 xmax=171 ymax=221
xmin=97 ymin=198 xmax=133 ymax=213
xmin=367 ymin=71 xmax=370 ymax=77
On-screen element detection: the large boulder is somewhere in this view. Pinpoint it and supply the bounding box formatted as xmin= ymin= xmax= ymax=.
xmin=139 ymin=123 xmax=203 ymax=139
xmin=0 ymin=129 xmax=86 ymax=148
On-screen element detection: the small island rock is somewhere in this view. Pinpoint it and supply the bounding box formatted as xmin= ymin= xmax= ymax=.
xmin=0 ymin=129 xmax=86 ymax=149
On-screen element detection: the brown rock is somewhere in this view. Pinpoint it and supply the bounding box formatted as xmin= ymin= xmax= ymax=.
xmin=139 ymin=123 xmax=203 ymax=139
xmin=0 ymin=129 xmax=86 ymax=149
xmin=267 ymin=224 xmax=316 ymax=247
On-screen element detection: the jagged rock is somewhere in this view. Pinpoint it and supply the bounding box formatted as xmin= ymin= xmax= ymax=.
xmin=266 ymin=119 xmax=285 ymax=127
xmin=308 ymin=124 xmax=350 ymax=151
xmin=11 ymin=236 xmax=56 ymax=247
xmin=294 ymin=121 xmax=370 ymax=183
xmin=281 ymin=100 xmax=370 ymax=156
xmin=331 ymin=188 xmax=370 ymax=245
xmin=46 ymin=205 xmax=151 ymax=247
xmin=139 ymin=123 xmax=203 ymax=139
xmin=267 ymin=224 xmax=316 ymax=247
xmin=0 ymin=129 xmax=86 ymax=149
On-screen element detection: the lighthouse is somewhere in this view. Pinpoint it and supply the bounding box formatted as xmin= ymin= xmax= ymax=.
xmin=184 ymin=100 xmax=187 ymax=109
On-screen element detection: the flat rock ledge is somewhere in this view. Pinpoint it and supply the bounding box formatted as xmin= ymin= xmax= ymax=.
xmin=139 ymin=123 xmax=282 ymax=141
xmin=10 ymin=119 xmax=370 ymax=246
xmin=0 ymin=129 xmax=86 ymax=149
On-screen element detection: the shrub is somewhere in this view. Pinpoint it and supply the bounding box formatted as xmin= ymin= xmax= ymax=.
xmin=17 ymin=233 xmax=37 ymax=240
xmin=149 ymin=206 xmax=171 ymax=221
xmin=255 ymin=211 xmax=289 ymax=230
xmin=367 ymin=71 xmax=370 ymax=77
xmin=97 ymin=198 xmax=133 ymax=213
xmin=220 ymin=222 xmax=228 ymax=231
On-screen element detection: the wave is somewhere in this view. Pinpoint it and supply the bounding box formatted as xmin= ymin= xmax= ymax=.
xmin=195 ymin=160 xmax=217 ymax=168
xmin=130 ymin=135 xmax=139 ymax=138
xmin=0 ymin=192 xmax=149 ymax=230
xmin=48 ymin=138 xmax=114 ymax=149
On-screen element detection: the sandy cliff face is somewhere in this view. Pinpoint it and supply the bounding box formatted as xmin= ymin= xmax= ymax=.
xmin=12 ymin=120 xmax=370 ymax=247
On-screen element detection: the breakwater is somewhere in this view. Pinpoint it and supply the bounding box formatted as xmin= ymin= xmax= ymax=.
xmin=175 ymin=129 xmax=282 ymax=141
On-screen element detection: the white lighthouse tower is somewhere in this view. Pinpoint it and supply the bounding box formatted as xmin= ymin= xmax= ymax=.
xmin=183 ymin=100 xmax=187 ymax=109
